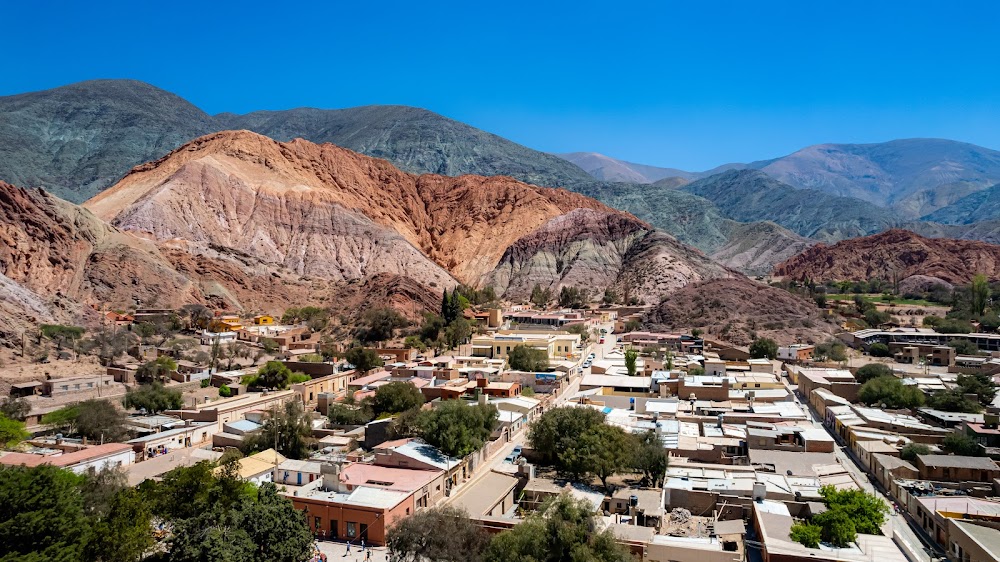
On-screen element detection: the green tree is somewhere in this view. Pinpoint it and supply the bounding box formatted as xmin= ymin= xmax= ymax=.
xmin=506 ymin=345 xmax=549 ymax=372
xmin=387 ymin=505 xmax=490 ymax=562
xmin=819 ymin=485 xmax=887 ymax=535
xmin=814 ymin=294 xmax=827 ymax=309
xmin=815 ymin=340 xmax=847 ymax=362
xmin=124 ymin=382 xmax=183 ymax=414
xmin=219 ymin=385 xmax=232 ymax=398
xmin=928 ymin=388 xmax=983 ymax=413
xmin=528 ymin=407 xmax=605 ymax=470
xmin=40 ymin=323 xmax=86 ymax=351
xmin=256 ymin=360 xmax=292 ymax=389
xmin=812 ymin=509 xmax=857 ymax=547
xmin=357 ymin=307 xmax=409 ymax=344
xmin=790 ymin=522 xmax=823 ymax=548
xmin=136 ymin=355 xmax=177 ymax=384
xmin=900 ymin=443 xmax=930 ymax=461
xmin=943 ymin=433 xmax=984 ymax=456
xmin=558 ymin=286 xmax=589 ymax=309
xmin=625 ymin=347 xmax=639 ymax=376
xmin=328 ymin=402 xmax=373 ymax=425
xmin=72 ymin=399 xmax=128 ymax=442
xmin=949 ymin=338 xmax=980 ymax=355
xmin=483 ymin=494 xmax=631 ymax=562
xmin=578 ymin=423 xmax=633 ymax=490
xmin=85 ymin=487 xmax=153 ymax=562
xmin=242 ymin=401 xmax=314 ymax=460
xmin=869 ymin=343 xmax=890 ymax=357
xmin=344 ymin=346 xmax=384 ymax=374
xmin=956 ymin=373 xmax=999 ymax=406
xmin=632 ymin=430 xmax=669 ymax=487
xmin=418 ymin=401 xmax=498 ymax=458
xmin=0 ymin=465 xmax=89 ymax=560
xmin=0 ymin=396 xmax=30 ymax=421
xmin=971 ymin=273 xmax=990 ymax=316
xmin=164 ymin=482 xmax=312 ymax=562
xmin=529 ymin=284 xmax=552 ymax=308
xmin=749 ymin=337 xmax=778 ymax=359
xmin=444 ymin=316 xmax=472 ymax=349
xmin=855 ymin=363 xmax=893 ymax=384
xmin=858 ymin=376 xmax=924 ymax=409
xmin=372 ymin=381 xmax=425 ymax=417
xmin=0 ymin=413 xmax=29 ymax=447
xmin=602 ymin=288 xmax=619 ymax=305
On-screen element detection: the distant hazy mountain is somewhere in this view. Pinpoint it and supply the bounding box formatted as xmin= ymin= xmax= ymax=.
xmin=0 ymin=80 xmax=218 ymax=202
xmin=921 ymin=183 xmax=1000 ymax=224
xmin=557 ymin=152 xmax=695 ymax=183
xmin=219 ymin=106 xmax=592 ymax=189
xmin=753 ymin=139 xmax=1000 ymax=210
xmin=681 ymin=170 xmax=897 ymax=240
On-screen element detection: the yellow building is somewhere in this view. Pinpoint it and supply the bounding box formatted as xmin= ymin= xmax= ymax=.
xmin=471 ymin=330 xmax=581 ymax=361
xmin=252 ymin=315 xmax=276 ymax=326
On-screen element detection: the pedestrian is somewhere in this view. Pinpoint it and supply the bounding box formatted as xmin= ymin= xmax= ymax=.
xmin=360 ymin=538 xmax=365 ymax=550
xmin=346 ymin=541 xmax=351 ymax=556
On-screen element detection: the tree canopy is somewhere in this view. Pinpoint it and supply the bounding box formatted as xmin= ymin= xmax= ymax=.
xmin=371 ymin=382 xmax=425 ymax=418
xmin=858 ymin=376 xmax=924 ymax=409
xmin=483 ymin=494 xmax=631 ymax=562
xmin=855 ymin=363 xmax=892 ymax=384
xmin=507 ymin=345 xmax=549 ymax=372
xmin=136 ymin=356 xmax=177 ymax=384
xmin=387 ymin=505 xmax=490 ymax=562
xmin=344 ymin=347 xmax=383 ymax=374
xmin=124 ymin=382 xmax=183 ymax=414
xmin=242 ymin=401 xmax=314 ymax=460
xmin=256 ymin=360 xmax=292 ymax=390
xmin=418 ymin=401 xmax=498 ymax=458
xmin=749 ymin=337 xmax=778 ymax=359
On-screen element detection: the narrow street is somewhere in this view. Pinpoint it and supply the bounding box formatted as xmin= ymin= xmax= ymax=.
xmin=784 ymin=377 xmax=940 ymax=562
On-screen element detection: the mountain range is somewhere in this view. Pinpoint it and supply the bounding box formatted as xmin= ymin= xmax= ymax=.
xmin=3 ymin=79 xmax=1000 ymax=300
xmin=0 ymin=128 xmax=735 ymax=345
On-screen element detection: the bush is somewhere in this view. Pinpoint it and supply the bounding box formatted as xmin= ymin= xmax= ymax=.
xmin=218 ymin=385 xmax=232 ymax=398
xmin=256 ymin=361 xmax=292 ymax=389
xmin=858 ymin=376 xmax=924 ymax=409
xmin=948 ymin=338 xmax=980 ymax=355
xmin=790 ymin=522 xmax=822 ymax=548
xmin=943 ymin=433 xmax=984 ymax=456
xmin=869 ymin=343 xmax=890 ymax=357
xmin=749 ymin=338 xmax=777 ymax=359
xmin=288 ymin=372 xmax=311 ymax=385
xmin=900 ymin=443 xmax=930 ymax=461
xmin=855 ymin=363 xmax=892 ymax=384
xmin=200 ymin=379 xmax=211 ymax=388
xmin=507 ymin=345 xmax=549 ymax=372
xmin=124 ymin=383 xmax=183 ymax=414
xmin=815 ymin=340 xmax=847 ymax=362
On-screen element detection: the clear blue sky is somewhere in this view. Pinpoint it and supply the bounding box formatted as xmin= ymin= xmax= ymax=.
xmin=2 ymin=1 xmax=998 ymax=170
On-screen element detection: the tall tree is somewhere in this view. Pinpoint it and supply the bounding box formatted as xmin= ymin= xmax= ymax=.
xmin=371 ymin=382 xmax=425 ymax=418
xmin=484 ymin=494 xmax=631 ymax=562
xmin=749 ymin=337 xmax=778 ymax=359
xmin=507 ymin=345 xmax=549 ymax=372
xmin=625 ymin=347 xmax=639 ymax=376
xmin=972 ymin=273 xmax=991 ymax=316
xmin=344 ymin=347 xmax=383 ymax=374
xmin=418 ymin=401 xmax=498 ymax=458
xmin=387 ymin=505 xmax=490 ymax=562
xmin=578 ymin=423 xmax=633 ymax=490
xmin=242 ymin=401 xmax=314 ymax=460
xmin=256 ymin=361 xmax=292 ymax=390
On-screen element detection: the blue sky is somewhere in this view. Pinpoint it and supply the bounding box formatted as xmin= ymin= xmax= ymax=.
xmin=2 ymin=1 xmax=998 ymax=170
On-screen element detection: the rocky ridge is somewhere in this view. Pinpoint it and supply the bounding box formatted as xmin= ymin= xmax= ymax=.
xmin=773 ymin=229 xmax=1000 ymax=285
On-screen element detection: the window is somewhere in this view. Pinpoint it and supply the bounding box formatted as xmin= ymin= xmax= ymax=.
xmin=314 ymin=516 xmax=321 ymax=530
xmin=347 ymin=522 xmax=357 ymax=538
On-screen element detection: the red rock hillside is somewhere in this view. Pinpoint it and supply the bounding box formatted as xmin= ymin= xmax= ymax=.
xmin=773 ymin=229 xmax=1000 ymax=285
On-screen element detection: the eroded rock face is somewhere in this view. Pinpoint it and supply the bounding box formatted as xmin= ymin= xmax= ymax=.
xmin=774 ymin=229 xmax=1000 ymax=284
xmin=86 ymin=131 xmax=727 ymax=301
